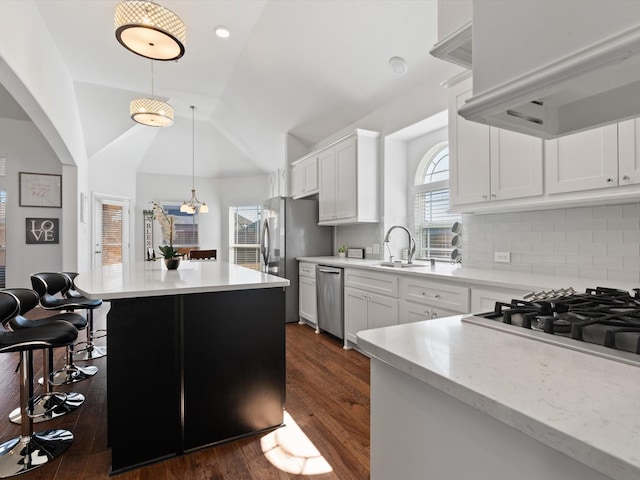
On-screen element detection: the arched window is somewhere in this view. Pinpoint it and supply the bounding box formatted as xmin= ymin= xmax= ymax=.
xmin=413 ymin=142 xmax=460 ymax=260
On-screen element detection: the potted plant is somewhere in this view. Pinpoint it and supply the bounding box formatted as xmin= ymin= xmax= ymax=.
xmin=338 ymin=246 xmax=347 ymax=258
xmin=152 ymin=202 xmax=183 ymax=269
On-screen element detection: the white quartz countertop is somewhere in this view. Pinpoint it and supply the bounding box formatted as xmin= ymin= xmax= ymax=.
xmin=75 ymin=260 xmax=289 ymax=300
xmin=357 ymin=316 xmax=640 ymax=480
xmin=297 ymin=256 xmax=636 ymax=293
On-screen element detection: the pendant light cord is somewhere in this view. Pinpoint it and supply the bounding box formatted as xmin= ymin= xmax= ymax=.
xmin=150 ymin=60 xmax=154 ymax=98
xmin=191 ymin=105 xmax=196 ymax=189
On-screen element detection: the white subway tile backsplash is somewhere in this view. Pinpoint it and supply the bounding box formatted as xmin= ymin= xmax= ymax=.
xmin=579 ymin=219 xmax=607 ymax=231
xmin=593 ymin=231 xmax=623 ymax=244
xmin=623 ymin=231 xmax=640 ymax=243
xmin=622 ymin=203 xmax=640 ymax=218
xmin=554 ymin=242 xmax=579 ymax=254
xmin=578 ymin=267 xmax=603 ymax=279
xmin=565 ymin=254 xmax=592 ymax=267
xmin=578 ymin=243 xmax=607 ymax=255
xmin=465 ymin=203 xmax=640 ymax=284
xmin=567 ymin=231 xmax=592 ymax=244
xmin=608 ymin=243 xmax=640 ymax=256
xmin=556 ymin=220 xmax=580 ymax=231
xmin=622 ymin=256 xmax=640 ymax=270
xmin=542 ymin=231 xmax=565 ymax=244
xmin=608 ymin=218 xmax=640 ymax=231
xmin=593 ymin=205 xmax=623 ymax=219
xmin=542 ymin=209 xmax=566 ymax=221
xmin=593 ymin=255 xmax=623 ymax=270
xmin=607 ymin=269 xmax=640 ymax=283
xmin=569 ymin=207 xmax=593 ymax=220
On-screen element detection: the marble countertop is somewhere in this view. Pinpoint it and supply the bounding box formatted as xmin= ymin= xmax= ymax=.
xmin=297 ymin=256 xmax=636 ymax=293
xmin=357 ymin=316 xmax=640 ymax=480
xmin=75 ymin=260 xmax=289 ymax=300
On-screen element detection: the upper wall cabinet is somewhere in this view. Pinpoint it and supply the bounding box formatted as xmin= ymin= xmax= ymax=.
xmin=448 ymin=76 xmax=544 ymax=208
xmin=291 ymin=156 xmax=319 ymax=199
xmin=316 ymin=130 xmax=379 ymax=226
xmin=545 ymin=125 xmax=619 ymax=194
xmin=618 ymin=118 xmax=640 ymax=187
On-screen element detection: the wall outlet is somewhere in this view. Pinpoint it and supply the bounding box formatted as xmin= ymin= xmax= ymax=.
xmin=494 ymin=251 xmax=511 ymax=263
xmin=366 ymin=246 xmax=373 ymax=254
xmin=372 ymin=243 xmax=380 ymax=254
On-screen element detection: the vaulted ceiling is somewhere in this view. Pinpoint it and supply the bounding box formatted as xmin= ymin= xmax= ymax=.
xmin=4 ymin=1 xmax=451 ymax=178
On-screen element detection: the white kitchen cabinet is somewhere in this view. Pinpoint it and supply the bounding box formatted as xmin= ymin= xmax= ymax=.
xmin=618 ymin=118 xmax=640 ymax=186
xmin=291 ymin=156 xmax=318 ymax=199
xmin=298 ymin=262 xmax=318 ymax=328
xmin=400 ymin=301 xmax=459 ymax=324
xmin=399 ymin=276 xmax=470 ymax=325
xmin=344 ymin=268 xmax=399 ymax=347
xmin=470 ymin=287 xmax=527 ymax=313
xmin=317 ymin=129 xmax=379 ymax=225
xmin=448 ymin=76 xmax=543 ymax=207
xmin=545 ymin=124 xmax=619 ymax=194
xmin=345 ymin=287 xmax=399 ymax=346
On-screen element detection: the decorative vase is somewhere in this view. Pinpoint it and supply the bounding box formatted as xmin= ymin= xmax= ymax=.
xmin=338 ymin=252 xmax=346 ymax=258
xmin=164 ymin=257 xmax=181 ymax=270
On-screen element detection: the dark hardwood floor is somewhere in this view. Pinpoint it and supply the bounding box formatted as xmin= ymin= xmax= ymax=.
xmin=0 ymin=305 xmax=370 ymax=479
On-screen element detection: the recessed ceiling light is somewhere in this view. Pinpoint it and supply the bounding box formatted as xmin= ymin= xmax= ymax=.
xmin=389 ymin=56 xmax=408 ymax=75
xmin=215 ymin=26 xmax=230 ymax=38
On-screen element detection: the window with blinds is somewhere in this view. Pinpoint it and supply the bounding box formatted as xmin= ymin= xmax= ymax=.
xmin=0 ymin=191 xmax=5 ymax=288
xmin=413 ymin=143 xmax=460 ymax=260
xmin=229 ymin=205 xmax=261 ymax=271
xmin=102 ymin=203 xmax=123 ymax=266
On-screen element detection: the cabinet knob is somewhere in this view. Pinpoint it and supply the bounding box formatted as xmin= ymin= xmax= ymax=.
xmin=623 ymin=175 xmax=631 ymax=181
xmin=434 ymin=293 xmax=441 ymax=298
xmin=606 ymin=178 xmax=613 ymax=183
xmin=482 ymin=194 xmax=488 ymax=199
xmin=491 ymin=194 xmax=496 ymax=198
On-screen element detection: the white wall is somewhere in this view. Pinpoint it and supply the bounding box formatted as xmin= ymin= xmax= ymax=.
xmin=0 ymin=118 xmax=63 ymax=287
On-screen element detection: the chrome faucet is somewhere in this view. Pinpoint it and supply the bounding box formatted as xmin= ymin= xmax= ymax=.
xmin=383 ymin=225 xmax=416 ymax=264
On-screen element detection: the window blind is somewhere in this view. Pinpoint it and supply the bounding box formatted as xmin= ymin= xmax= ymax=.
xmin=230 ymin=205 xmax=261 ymax=271
xmin=413 ymin=187 xmax=458 ymax=260
xmin=102 ymin=203 xmax=123 ymax=266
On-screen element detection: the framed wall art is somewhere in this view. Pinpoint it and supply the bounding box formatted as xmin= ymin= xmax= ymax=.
xmin=19 ymin=172 xmax=62 ymax=208
xmin=26 ymin=218 xmax=59 ymax=244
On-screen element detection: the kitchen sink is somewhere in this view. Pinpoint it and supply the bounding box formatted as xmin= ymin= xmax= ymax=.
xmin=377 ymin=261 xmax=423 ymax=268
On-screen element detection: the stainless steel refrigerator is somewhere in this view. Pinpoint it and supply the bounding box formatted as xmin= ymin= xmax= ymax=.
xmin=260 ymin=196 xmax=332 ymax=323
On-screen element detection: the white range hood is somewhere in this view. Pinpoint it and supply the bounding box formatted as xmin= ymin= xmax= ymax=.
xmin=459 ymin=1 xmax=640 ymax=140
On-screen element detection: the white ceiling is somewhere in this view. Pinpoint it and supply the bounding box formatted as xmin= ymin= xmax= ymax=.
xmin=4 ymin=1 xmax=450 ymax=178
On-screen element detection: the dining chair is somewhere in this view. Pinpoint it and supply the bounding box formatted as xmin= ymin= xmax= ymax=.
xmin=189 ymin=249 xmax=217 ymax=260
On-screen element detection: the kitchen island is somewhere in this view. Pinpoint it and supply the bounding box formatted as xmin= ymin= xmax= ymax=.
xmin=75 ymin=260 xmax=289 ymax=474
xmin=357 ymin=316 xmax=640 ymax=480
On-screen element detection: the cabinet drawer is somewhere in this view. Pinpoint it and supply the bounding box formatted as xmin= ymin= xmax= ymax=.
xmin=400 ymin=277 xmax=469 ymax=313
xmin=299 ymin=262 xmax=316 ymax=279
xmin=345 ymin=269 xmax=398 ymax=297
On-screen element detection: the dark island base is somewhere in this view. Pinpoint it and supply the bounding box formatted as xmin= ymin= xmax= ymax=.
xmin=106 ymin=288 xmax=286 ymax=474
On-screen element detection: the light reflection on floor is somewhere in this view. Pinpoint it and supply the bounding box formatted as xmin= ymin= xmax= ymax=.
xmin=260 ymin=411 xmax=333 ymax=475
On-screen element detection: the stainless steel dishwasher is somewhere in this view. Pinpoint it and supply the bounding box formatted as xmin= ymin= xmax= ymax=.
xmin=316 ymin=265 xmax=344 ymax=339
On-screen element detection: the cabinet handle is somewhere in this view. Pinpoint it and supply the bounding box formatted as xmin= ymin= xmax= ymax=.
xmin=491 ymin=194 xmax=496 ymax=198
xmin=434 ymin=293 xmax=441 ymax=298
xmin=482 ymin=194 xmax=488 ymax=199
xmin=623 ymin=175 xmax=631 ymax=181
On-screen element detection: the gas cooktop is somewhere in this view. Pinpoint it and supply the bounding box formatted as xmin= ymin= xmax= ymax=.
xmin=463 ymin=286 xmax=640 ymax=367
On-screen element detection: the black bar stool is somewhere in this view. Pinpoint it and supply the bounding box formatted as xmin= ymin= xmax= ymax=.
xmin=30 ymin=272 xmax=105 ymax=361
xmin=61 ymin=272 xmax=107 ymax=360
xmin=1 ymin=288 xmax=86 ymax=424
xmin=0 ymin=294 xmax=76 ymax=477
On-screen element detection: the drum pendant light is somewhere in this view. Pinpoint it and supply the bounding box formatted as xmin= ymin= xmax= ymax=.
xmin=181 ymin=106 xmax=208 ymax=214
xmin=130 ymin=61 xmax=174 ymax=127
xmin=115 ymin=1 xmax=186 ymax=61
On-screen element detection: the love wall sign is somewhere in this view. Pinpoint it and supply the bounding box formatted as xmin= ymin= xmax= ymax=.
xmin=26 ymin=218 xmax=59 ymax=244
